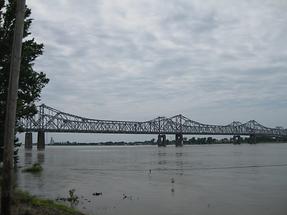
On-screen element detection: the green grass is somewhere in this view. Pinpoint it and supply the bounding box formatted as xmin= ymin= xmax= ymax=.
xmin=15 ymin=189 xmax=82 ymax=214
xmin=22 ymin=163 xmax=43 ymax=173
xmin=1 ymin=170 xmax=84 ymax=214
xmin=16 ymin=189 xmax=32 ymax=203
xmin=31 ymin=198 xmax=79 ymax=214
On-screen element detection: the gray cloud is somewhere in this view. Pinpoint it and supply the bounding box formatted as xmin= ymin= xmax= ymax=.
xmin=23 ymin=0 xmax=287 ymax=141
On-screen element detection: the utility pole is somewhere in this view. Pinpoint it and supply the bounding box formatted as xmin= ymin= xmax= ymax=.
xmin=1 ymin=1 xmax=26 ymax=215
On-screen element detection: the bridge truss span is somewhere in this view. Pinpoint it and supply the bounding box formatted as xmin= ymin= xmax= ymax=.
xmin=18 ymin=104 xmax=287 ymax=137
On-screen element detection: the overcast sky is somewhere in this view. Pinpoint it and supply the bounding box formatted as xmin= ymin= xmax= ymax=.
xmin=23 ymin=0 xmax=287 ymax=142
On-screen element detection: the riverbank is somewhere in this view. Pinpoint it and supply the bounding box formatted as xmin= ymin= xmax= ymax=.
xmin=0 ymin=189 xmax=85 ymax=215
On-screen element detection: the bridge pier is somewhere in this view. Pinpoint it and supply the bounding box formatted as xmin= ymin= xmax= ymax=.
xmin=233 ymin=135 xmax=241 ymax=144
xmin=37 ymin=131 xmax=45 ymax=150
xmin=157 ymin=134 xmax=167 ymax=147
xmin=249 ymin=134 xmax=256 ymax=144
xmin=25 ymin=132 xmax=33 ymax=149
xmin=175 ymin=133 xmax=183 ymax=147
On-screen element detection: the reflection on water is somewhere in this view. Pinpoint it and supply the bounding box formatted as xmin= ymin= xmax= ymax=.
xmin=175 ymin=151 xmax=184 ymax=173
xmin=17 ymin=144 xmax=287 ymax=215
xmin=24 ymin=150 xmax=45 ymax=164
xmin=24 ymin=150 xmax=32 ymax=165
xmin=37 ymin=151 xmax=45 ymax=164
xmin=22 ymin=149 xmax=45 ymax=191
xmin=157 ymin=151 xmax=167 ymax=157
xmin=158 ymin=160 xmax=167 ymax=165
xmin=157 ymin=149 xmax=168 ymax=166
xmin=175 ymin=152 xmax=183 ymax=157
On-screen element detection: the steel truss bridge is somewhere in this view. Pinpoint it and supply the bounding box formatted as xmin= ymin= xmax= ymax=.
xmin=19 ymin=104 xmax=287 ymax=148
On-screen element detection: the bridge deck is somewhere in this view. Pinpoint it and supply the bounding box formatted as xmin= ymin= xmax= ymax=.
xmin=18 ymin=104 xmax=287 ymax=137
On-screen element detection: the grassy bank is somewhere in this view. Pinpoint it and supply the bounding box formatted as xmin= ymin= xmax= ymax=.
xmin=1 ymin=163 xmax=85 ymax=215
xmin=0 ymin=189 xmax=85 ymax=215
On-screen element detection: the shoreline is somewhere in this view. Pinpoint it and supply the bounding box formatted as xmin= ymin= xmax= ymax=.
xmin=43 ymin=142 xmax=287 ymax=146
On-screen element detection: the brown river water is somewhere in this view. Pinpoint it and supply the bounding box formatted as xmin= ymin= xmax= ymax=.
xmin=17 ymin=143 xmax=287 ymax=215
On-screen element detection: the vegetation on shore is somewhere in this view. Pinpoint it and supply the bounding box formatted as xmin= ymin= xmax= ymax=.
xmin=1 ymin=168 xmax=84 ymax=214
xmin=49 ymin=135 xmax=287 ymax=146
xmin=0 ymin=0 xmax=49 ymax=165
xmin=22 ymin=163 xmax=43 ymax=173
xmin=11 ymin=189 xmax=84 ymax=215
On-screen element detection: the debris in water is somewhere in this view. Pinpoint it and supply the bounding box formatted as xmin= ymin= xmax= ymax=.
xmin=93 ymin=192 xmax=103 ymax=196
xmin=123 ymin=194 xmax=127 ymax=199
xmin=56 ymin=197 xmax=67 ymax=202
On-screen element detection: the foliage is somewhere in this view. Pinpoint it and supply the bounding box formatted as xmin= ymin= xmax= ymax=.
xmin=0 ymin=0 xmax=49 ymax=162
xmin=14 ymin=189 xmax=84 ymax=215
xmin=22 ymin=163 xmax=43 ymax=173
xmin=31 ymin=198 xmax=79 ymax=214
xmin=67 ymin=189 xmax=79 ymax=207
xmin=15 ymin=189 xmax=32 ymax=204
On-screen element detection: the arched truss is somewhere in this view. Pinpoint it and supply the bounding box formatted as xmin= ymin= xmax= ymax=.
xmin=18 ymin=104 xmax=287 ymax=137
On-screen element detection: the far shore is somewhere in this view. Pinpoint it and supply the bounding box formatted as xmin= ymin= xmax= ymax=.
xmin=29 ymin=141 xmax=287 ymax=147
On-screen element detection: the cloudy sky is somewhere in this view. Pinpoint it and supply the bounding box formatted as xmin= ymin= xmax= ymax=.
xmin=23 ymin=0 xmax=287 ymax=142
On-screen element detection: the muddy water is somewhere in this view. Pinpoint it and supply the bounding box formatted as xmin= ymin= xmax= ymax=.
xmin=17 ymin=144 xmax=287 ymax=215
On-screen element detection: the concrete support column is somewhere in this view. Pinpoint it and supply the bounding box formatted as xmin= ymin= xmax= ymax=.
xmin=175 ymin=133 xmax=183 ymax=147
xmin=233 ymin=135 xmax=241 ymax=144
xmin=37 ymin=131 xmax=45 ymax=150
xmin=249 ymin=134 xmax=256 ymax=144
xmin=157 ymin=134 xmax=167 ymax=147
xmin=25 ymin=132 xmax=33 ymax=149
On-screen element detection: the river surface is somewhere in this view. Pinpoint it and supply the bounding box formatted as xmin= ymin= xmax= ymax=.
xmin=17 ymin=144 xmax=287 ymax=215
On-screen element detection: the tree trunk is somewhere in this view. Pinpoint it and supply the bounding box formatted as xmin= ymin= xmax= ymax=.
xmin=1 ymin=1 xmax=26 ymax=215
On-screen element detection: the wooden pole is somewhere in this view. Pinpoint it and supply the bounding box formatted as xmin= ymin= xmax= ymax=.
xmin=1 ymin=1 xmax=26 ymax=215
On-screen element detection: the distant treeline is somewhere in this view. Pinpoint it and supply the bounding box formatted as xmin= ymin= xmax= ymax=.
xmin=50 ymin=136 xmax=287 ymax=146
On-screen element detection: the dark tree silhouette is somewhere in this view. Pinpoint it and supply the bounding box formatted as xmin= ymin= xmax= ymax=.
xmin=0 ymin=0 xmax=49 ymax=161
